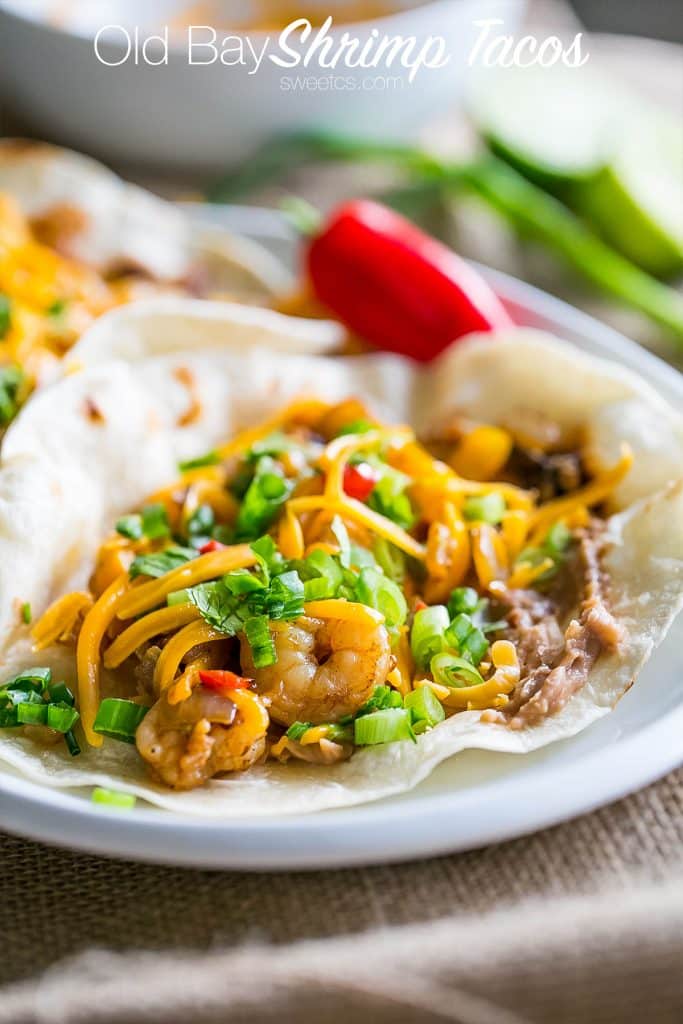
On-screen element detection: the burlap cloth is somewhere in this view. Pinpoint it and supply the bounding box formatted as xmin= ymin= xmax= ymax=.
xmin=1 ymin=4 xmax=682 ymax=1021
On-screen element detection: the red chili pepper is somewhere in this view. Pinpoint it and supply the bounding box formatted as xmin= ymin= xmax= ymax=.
xmin=343 ymin=462 xmax=380 ymax=502
xmin=199 ymin=670 xmax=252 ymax=692
xmin=306 ymin=200 xmax=513 ymax=362
xmin=199 ymin=539 xmax=226 ymax=554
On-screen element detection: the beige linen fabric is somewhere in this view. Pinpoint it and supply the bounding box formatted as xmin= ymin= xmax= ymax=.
xmin=1 ymin=767 xmax=682 ymax=1022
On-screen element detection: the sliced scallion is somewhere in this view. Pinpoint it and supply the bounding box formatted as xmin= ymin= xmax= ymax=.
xmin=92 ymin=787 xmax=136 ymax=809
xmin=354 ymin=708 xmax=416 ymax=746
xmin=93 ymin=699 xmax=149 ymax=743
xmin=355 ymin=567 xmax=407 ymax=629
xmin=178 ymin=450 xmax=220 ymax=472
xmin=431 ymin=652 xmax=484 ymax=689
xmin=47 ymin=703 xmax=80 ymax=733
xmin=64 ymin=730 xmax=81 ymax=757
xmin=463 ymin=493 xmax=506 ymax=524
xmin=115 ymin=514 xmax=143 ymax=541
xmin=447 ymin=586 xmax=479 ymax=617
xmin=48 ymin=682 xmax=75 ymax=706
xmin=243 ymin=615 xmax=276 ymax=669
xmin=404 ymin=685 xmax=446 ymax=728
xmin=141 ymin=503 xmax=171 ymax=541
xmin=17 ymin=702 xmax=48 ymax=726
xmin=410 ymin=605 xmax=449 ymax=668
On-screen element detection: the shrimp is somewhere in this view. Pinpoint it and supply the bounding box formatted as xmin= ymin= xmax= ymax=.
xmin=136 ymin=688 xmax=269 ymax=790
xmin=240 ymin=615 xmax=392 ymax=726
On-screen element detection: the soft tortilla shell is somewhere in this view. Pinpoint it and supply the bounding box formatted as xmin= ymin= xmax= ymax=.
xmin=0 ymin=324 xmax=680 ymax=815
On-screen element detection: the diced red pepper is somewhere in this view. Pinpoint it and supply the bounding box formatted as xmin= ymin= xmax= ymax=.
xmin=199 ymin=670 xmax=253 ymax=692
xmin=306 ymin=199 xmax=513 ymax=362
xmin=343 ymin=462 xmax=380 ymax=502
xmin=199 ymin=539 xmax=227 ymax=555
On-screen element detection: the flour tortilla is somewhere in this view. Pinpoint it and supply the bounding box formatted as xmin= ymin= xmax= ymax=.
xmin=0 ymin=139 xmax=291 ymax=303
xmin=0 ymin=318 xmax=681 ymax=816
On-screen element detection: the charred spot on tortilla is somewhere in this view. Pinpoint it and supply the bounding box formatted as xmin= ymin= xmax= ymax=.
xmin=82 ymin=396 xmax=105 ymax=424
xmin=173 ymin=366 xmax=202 ymax=427
xmin=30 ymin=203 xmax=90 ymax=255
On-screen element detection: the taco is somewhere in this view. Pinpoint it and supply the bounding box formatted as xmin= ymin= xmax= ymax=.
xmin=0 ymin=308 xmax=681 ymax=816
xmin=0 ymin=140 xmax=333 ymax=432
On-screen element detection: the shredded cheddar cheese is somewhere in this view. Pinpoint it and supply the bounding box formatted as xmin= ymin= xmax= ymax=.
xmin=289 ymin=495 xmax=427 ymax=560
xmin=76 ymin=573 xmax=129 ymax=746
xmin=154 ymin=619 xmax=226 ymax=693
xmin=103 ymin=604 xmax=200 ymax=669
xmin=116 ymin=545 xmax=257 ymax=620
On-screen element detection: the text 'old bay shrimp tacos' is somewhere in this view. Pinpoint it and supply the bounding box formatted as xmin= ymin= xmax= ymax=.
xmin=0 ymin=306 xmax=681 ymax=816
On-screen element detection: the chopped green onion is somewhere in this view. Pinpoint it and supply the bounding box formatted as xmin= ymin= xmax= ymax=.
xmin=47 ymin=298 xmax=67 ymax=318
xmin=235 ymin=456 xmax=294 ymax=541
xmin=0 ymin=365 xmax=24 ymax=426
xmin=223 ymin=568 xmax=265 ymax=595
xmin=247 ymin=431 xmax=304 ymax=461
xmin=20 ymin=602 xmax=32 ymax=625
xmin=355 ymin=567 xmax=407 ymax=629
xmin=404 ymin=686 xmax=446 ymax=728
xmin=354 ymin=708 xmax=416 ymax=745
xmin=115 ymin=514 xmax=143 ymax=540
xmin=303 ymin=577 xmax=332 ymax=601
xmin=356 ymin=685 xmax=403 ymax=717
xmin=186 ymin=503 xmax=215 ymax=544
xmin=349 ymin=544 xmax=376 ymax=570
xmin=130 ymin=545 xmax=195 ymax=579
xmin=366 ymin=459 xmax=415 ymax=529
xmin=448 ymin=586 xmax=479 ymax=617
xmin=1 ymin=688 xmax=37 ymax=708
xmin=302 ymin=548 xmax=344 ymax=598
xmin=372 ymin=537 xmax=406 ymax=584
xmin=243 ymin=615 xmax=276 ymax=668
xmin=17 ymin=702 xmax=48 ymax=726
xmin=92 ymin=787 xmax=136 ymax=809
xmin=47 ymin=703 xmax=80 ymax=733
xmin=445 ymin=612 xmax=474 ymax=649
xmin=267 ymin=570 xmax=305 ymax=619
xmin=48 ymin=682 xmax=75 ymax=706
xmin=0 ymin=294 xmax=11 ymax=339
xmin=64 ymin=730 xmax=81 ymax=757
xmin=336 ymin=419 xmax=373 ymax=436
xmin=330 ymin=515 xmax=352 ymax=568
xmin=141 ymin=503 xmax=171 ymax=540
xmin=463 ymin=493 xmax=506 ymax=524
xmin=286 ymin=721 xmax=312 ymax=741
xmin=0 ymin=707 xmax=19 ymax=728
xmin=545 ymin=521 xmax=572 ymax=556
xmin=325 ymin=722 xmax=354 ymax=744
xmin=250 ymin=534 xmax=284 ymax=577
xmin=178 ymin=450 xmax=220 ymax=472
xmin=410 ymin=605 xmax=450 ymax=668
xmin=461 ymin=627 xmax=489 ymax=666
xmin=167 ymin=588 xmax=192 ymax=606
xmin=430 ymin=652 xmax=484 ymax=689
xmin=0 ymin=667 xmax=52 ymax=697
xmin=93 ymin=699 xmax=149 ymax=743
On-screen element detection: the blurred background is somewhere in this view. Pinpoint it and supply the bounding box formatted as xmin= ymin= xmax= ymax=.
xmin=0 ymin=0 xmax=680 ymax=362
xmin=569 ymin=0 xmax=683 ymax=42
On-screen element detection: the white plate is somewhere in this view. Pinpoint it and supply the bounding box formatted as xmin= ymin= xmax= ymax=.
xmin=1 ymin=208 xmax=682 ymax=869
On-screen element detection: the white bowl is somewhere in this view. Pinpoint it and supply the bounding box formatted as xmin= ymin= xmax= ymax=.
xmin=0 ymin=0 xmax=526 ymax=172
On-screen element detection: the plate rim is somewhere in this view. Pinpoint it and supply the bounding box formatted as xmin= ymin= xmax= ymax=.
xmin=1 ymin=243 xmax=682 ymax=869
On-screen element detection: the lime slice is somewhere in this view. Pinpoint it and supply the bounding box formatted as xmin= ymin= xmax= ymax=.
xmin=469 ymin=66 xmax=683 ymax=276
xmin=469 ymin=65 xmax=614 ymax=188
xmin=571 ymin=106 xmax=683 ymax=277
